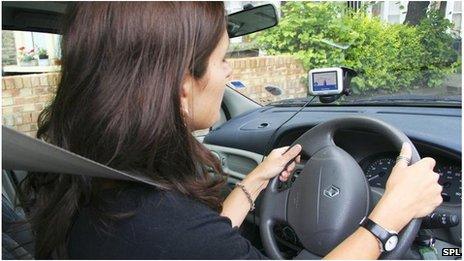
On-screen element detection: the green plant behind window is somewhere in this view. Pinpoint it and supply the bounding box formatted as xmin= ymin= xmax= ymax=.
xmin=38 ymin=48 xmax=49 ymax=59
xmin=254 ymin=2 xmax=460 ymax=93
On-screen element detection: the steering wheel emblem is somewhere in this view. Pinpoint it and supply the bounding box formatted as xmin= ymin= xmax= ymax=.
xmin=323 ymin=185 xmax=340 ymax=198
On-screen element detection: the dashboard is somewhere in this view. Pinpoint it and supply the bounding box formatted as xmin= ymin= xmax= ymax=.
xmin=206 ymin=105 xmax=461 ymax=155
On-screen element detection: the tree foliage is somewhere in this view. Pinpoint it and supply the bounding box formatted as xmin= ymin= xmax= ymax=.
xmin=253 ymin=2 xmax=460 ymax=93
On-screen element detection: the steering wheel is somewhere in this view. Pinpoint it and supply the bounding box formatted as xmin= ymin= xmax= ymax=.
xmin=260 ymin=116 xmax=422 ymax=259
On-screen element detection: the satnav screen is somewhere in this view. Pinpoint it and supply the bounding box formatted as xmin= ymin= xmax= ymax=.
xmin=313 ymin=71 xmax=338 ymax=91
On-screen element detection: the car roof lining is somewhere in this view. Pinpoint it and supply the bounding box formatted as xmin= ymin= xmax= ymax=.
xmin=2 ymin=1 xmax=69 ymax=33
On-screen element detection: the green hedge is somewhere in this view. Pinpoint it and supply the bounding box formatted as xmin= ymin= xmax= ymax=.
xmin=253 ymin=2 xmax=460 ymax=93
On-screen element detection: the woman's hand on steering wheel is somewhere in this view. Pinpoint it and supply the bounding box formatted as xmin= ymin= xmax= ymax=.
xmin=369 ymin=142 xmax=443 ymax=232
xmin=252 ymin=144 xmax=302 ymax=183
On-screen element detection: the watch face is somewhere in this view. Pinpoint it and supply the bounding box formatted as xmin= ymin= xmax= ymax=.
xmin=385 ymin=235 xmax=399 ymax=252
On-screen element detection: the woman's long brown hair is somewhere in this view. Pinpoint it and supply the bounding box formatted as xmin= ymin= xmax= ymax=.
xmin=19 ymin=2 xmax=228 ymax=258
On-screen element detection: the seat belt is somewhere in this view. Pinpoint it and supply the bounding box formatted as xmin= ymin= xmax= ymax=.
xmin=2 ymin=126 xmax=165 ymax=189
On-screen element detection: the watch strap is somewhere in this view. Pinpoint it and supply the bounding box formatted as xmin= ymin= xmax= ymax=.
xmin=360 ymin=217 xmax=398 ymax=252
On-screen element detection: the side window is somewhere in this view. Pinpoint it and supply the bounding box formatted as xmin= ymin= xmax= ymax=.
xmin=2 ymin=30 xmax=61 ymax=137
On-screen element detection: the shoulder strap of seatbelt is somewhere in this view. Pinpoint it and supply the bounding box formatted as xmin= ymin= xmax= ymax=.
xmin=2 ymin=126 xmax=165 ymax=188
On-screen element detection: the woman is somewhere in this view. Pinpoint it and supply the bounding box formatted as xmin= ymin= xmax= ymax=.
xmin=20 ymin=2 xmax=443 ymax=259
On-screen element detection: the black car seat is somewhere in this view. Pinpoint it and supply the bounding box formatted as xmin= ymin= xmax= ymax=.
xmin=2 ymin=170 xmax=35 ymax=259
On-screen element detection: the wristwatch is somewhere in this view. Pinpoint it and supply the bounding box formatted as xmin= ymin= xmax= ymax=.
xmin=360 ymin=217 xmax=399 ymax=252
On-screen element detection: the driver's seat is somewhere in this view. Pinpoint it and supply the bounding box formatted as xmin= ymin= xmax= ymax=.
xmin=2 ymin=170 xmax=35 ymax=259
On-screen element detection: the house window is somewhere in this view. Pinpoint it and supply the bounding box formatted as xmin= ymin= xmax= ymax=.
xmin=452 ymin=1 xmax=462 ymax=33
xmin=386 ymin=1 xmax=404 ymax=24
xmin=12 ymin=31 xmax=61 ymax=62
xmin=2 ymin=30 xmax=61 ymax=75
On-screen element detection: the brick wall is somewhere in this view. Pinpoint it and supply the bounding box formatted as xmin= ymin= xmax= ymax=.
xmin=2 ymin=73 xmax=59 ymax=137
xmin=227 ymin=55 xmax=307 ymax=105
xmin=2 ymin=56 xmax=306 ymax=136
xmin=2 ymin=31 xmax=17 ymax=66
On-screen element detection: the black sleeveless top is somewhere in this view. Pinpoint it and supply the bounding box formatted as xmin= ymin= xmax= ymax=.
xmin=68 ymin=183 xmax=267 ymax=259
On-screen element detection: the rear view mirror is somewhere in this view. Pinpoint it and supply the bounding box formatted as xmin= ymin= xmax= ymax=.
xmin=227 ymin=4 xmax=278 ymax=38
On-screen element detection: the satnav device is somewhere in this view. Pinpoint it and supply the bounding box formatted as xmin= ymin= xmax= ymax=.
xmin=308 ymin=67 xmax=343 ymax=96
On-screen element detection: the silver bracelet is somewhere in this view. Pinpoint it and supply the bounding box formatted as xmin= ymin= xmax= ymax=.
xmin=235 ymin=182 xmax=255 ymax=211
